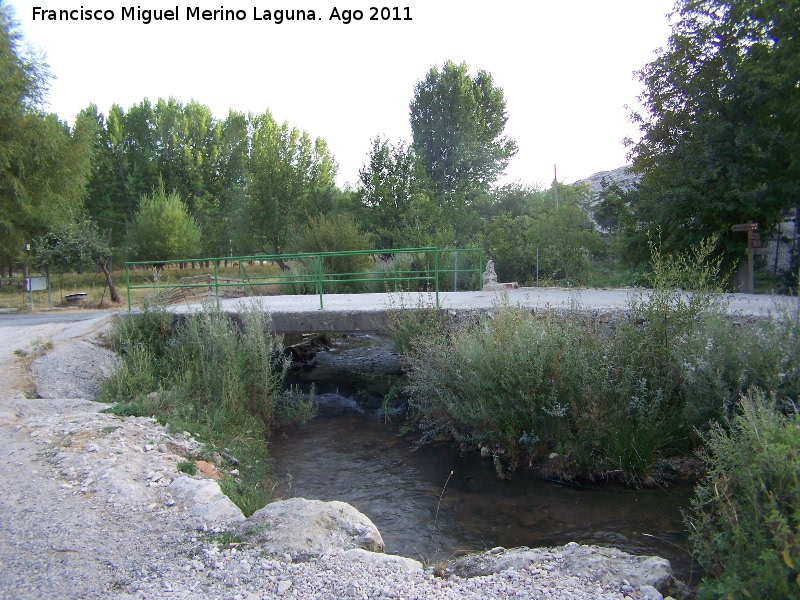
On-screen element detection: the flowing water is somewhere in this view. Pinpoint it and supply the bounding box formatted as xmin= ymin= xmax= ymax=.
xmin=271 ymin=334 xmax=697 ymax=583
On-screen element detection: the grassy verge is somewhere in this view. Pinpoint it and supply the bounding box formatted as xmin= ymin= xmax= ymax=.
xmin=99 ymin=301 xmax=316 ymax=515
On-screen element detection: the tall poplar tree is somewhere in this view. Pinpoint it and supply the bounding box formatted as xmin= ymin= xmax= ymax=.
xmin=246 ymin=111 xmax=337 ymax=257
xmin=409 ymin=60 xmax=517 ymax=242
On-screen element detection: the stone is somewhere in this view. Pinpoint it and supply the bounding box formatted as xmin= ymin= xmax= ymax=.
xmin=639 ymin=585 xmax=664 ymax=600
xmin=482 ymin=260 xmax=498 ymax=289
xmin=481 ymin=259 xmax=520 ymax=291
xmin=449 ymin=544 xmax=676 ymax=594
xmin=237 ymin=497 xmax=385 ymax=558
xmin=342 ymin=548 xmax=422 ymax=572
xmin=276 ymin=580 xmax=292 ymax=595
xmin=169 ymin=476 xmax=244 ymax=523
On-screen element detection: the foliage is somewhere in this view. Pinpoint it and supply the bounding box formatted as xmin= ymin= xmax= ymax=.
xmin=625 ymin=0 xmax=800 ymax=264
xmin=386 ymin=293 xmax=453 ymax=355
xmin=0 ymin=5 xmax=94 ymax=265
xmin=400 ymin=238 xmax=800 ymax=484
xmin=33 ymin=218 xmax=120 ymax=302
xmin=34 ymin=219 xmax=110 ymax=272
xmin=527 ymin=203 xmax=602 ymax=284
xmin=176 ymin=460 xmax=197 ymax=476
xmin=290 ymin=213 xmax=374 ymax=289
xmin=356 ymin=136 xmax=444 ymax=249
xmin=124 ymin=180 xmax=202 ymax=262
xmin=410 ymin=60 xmax=517 ymax=240
xmin=101 ymin=303 xmax=317 ymax=514
xmin=687 ymin=389 xmax=800 ymax=599
xmin=246 ymin=110 xmax=337 ymax=255
xmin=479 ymin=182 xmax=601 ymax=285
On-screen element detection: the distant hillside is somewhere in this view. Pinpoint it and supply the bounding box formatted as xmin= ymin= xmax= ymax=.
xmin=575 ymin=166 xmax=640 ymax=196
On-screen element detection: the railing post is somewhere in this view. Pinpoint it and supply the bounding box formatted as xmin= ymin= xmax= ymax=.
xmin=126 ymin=264 xmax=131 ymax=312
xmin=434 ymin=248 xmax=440 ymax=307
xmin=213 ymin=259 xmax=220 ymax=310
xmin=393 ymin=252 xmax=397 ymax=292
xmin=453 ymin=251 xmax=459 ymax=292
xmin=316 ymin=255 xmax=324 ymax=310
xmin=479 ymin=247 xmax=484 ymax=290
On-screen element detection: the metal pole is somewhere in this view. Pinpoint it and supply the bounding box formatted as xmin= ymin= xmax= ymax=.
xmin=434 ymin=249 xmax=440 ymax=307
xmin=536 ymin=247 xmax=540 ymax=287
xmin=453 ymin=252 xmax=458 ymax=292
xmin=316 ymin=255 xmax=324 ymax=310
xmin=213 ymin=260 xmax=220 ymax=309
xmin=126 ymin=264 xmax=131 ymax=312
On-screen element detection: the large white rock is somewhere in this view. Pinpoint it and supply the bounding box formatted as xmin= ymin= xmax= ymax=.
xmin=449 ymin=543 xmax=676 ymax=594
xmin=169 ymin=476 xmax=245 ymax=523
xmin=342 ymin=548 xmax=422 ymax=572
xmin=238 ymin=497 xmax=384 ymax=558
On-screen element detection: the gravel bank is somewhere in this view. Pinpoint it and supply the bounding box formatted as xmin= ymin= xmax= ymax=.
xmin=0 ymin=312 xmax=683 ymax=600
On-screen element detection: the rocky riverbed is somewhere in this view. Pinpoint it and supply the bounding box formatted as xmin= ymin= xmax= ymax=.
xmin=0 ymin=312 xmax=687 ymax=599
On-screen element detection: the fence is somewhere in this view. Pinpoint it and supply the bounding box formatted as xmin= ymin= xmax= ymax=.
xmin=124 ymin=247 xmax=483 ymax=312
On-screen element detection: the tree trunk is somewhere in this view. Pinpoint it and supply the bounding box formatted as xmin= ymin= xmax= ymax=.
xmin=98 ymin=261 xmax=121 ymax=303
xmin=272 ymin=241 xmax=290 ymax=272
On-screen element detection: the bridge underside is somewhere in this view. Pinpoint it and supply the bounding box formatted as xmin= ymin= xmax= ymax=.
xmin=269 ymin=309 xmax=390 ymax=334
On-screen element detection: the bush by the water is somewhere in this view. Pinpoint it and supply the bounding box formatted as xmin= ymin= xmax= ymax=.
xmin=400 ymin=240 xmax=800 ymax=484
xmin=687 ymin=389 xmax=800 ymax=599
xmin=101 ymin=301 xmax=316 ymax=514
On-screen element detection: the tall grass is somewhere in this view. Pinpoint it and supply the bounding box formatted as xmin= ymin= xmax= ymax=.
xmin=400 ymin=239 xmax=800 ymax=485
xmin=101 ymin=301 xmax=316 ymax=514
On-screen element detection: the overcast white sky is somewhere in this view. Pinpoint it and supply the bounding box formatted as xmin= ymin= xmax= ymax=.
xmin=13 ymin=0 xmax=674 ymax=188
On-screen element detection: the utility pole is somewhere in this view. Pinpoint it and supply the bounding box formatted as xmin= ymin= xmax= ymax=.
xmin=553 ymin=164 xmax=559 ymax=209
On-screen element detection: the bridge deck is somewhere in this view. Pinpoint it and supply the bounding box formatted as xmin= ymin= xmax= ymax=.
xmin=165 ymin=288 xmax=797 ymax=333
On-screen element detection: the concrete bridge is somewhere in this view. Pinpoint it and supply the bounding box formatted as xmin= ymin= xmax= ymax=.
xmin=166 ymin=288 xmax=798 ymax=333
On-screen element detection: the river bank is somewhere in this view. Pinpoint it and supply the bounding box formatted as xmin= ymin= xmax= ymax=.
xmin=0 ymin=313 xmax=686 ymax=599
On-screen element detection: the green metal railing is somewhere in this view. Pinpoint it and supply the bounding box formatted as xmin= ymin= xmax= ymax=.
xmin=124 ymin=247 xmax=483 ymax=312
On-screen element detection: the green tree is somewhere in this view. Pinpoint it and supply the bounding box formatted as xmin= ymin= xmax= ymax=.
xmin=626 ymin=0 xmax=800 ymax=262
xmin=527 ymin=203 xmax=602 ymax=284
xmin=34 ymin=219 xmax=120 ymax=302
xmin=409 ymin=60 xmax=517 ymax=241
xmin=0 ymin=5 xmax=93 ymax=266
xmin=357 ymin=136 xmax=444 ymax=248
xmin=246 ymin=111 xmax=337 ymax=258
xmin=125 ymin=180 xmax=201 ymax=262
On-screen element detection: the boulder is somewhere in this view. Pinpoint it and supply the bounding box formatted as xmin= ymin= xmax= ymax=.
xmin=169 ymin=476 xmax=245 ymax=523
xmin=341 ymin=548 xmax=422 ymax=572
xmin=237 ymin=497 xmax=384 ymax=558
xmin=449 ymin=542 xmax=677 ymax=594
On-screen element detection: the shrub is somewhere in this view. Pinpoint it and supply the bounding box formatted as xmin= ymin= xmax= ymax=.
xmin=290 ymin=214 xmax=375 ymax=292
xmin=399 ymin=237 xmax=800 ymax=484
xmin=177 ymin=460 xmax=197 ymax=475
xmin=100 ymin=302 xmax=317 ymax=514
xmin=687 ymin=389 xmax=800 ymax=599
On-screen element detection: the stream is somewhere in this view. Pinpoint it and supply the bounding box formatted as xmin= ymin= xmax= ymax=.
xmin=270 ymin=334 xmax=696 ymax=583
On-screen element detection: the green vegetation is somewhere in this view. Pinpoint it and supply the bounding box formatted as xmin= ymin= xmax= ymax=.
xmin=687 ymin=390 xmax=800 ymax=599
xmin=0 ymin=5 xmax=94 ymax=268
xmin=33 ymin=219 xmax=120 ymax=302
xmin=606 ymin=0 xmax=800 ymax=272
xmin=100 ymin=303 xmax=316 ymax=515
xmin=176 ymin=460 xmax=197 ymax=476
xmin=125 ymin=181 xmax=202 ymax=263
xmin=400 ymin=241 xmax=800 ymax=484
